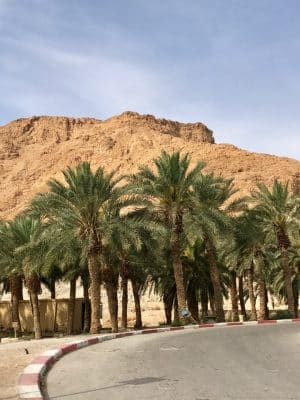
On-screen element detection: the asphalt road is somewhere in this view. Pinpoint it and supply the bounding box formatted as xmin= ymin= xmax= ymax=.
xmin=47 ymin=324 xmax=300 ymax=400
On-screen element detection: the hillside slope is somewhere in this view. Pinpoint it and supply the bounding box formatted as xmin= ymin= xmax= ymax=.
xmin=0 ymin=111 xmax=299 ymax=219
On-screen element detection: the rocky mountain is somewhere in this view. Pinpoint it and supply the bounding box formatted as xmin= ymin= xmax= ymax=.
xmin=0 ymin=111 xmax=299 ymax=219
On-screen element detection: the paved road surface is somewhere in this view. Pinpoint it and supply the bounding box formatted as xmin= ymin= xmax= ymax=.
xmin=47 ymin=325 xmax=300 ymax=400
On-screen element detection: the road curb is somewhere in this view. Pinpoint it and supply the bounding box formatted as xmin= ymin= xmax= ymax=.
xmin=18 ymin=318 xmax=300 ymax=399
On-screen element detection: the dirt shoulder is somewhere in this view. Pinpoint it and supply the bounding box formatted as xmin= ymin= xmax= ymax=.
xmin=0 ymin=335 xmax=89 ymax=400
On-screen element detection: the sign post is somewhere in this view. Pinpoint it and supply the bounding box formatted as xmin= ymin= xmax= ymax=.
xmin=12 ymin=322 xmax=19 ymax=338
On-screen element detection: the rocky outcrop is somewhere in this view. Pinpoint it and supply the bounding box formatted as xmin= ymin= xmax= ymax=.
xmin=0 ymin=111 xmax=299 ymax=219
xmin=292 ymin=173 xmax=300 ymax=195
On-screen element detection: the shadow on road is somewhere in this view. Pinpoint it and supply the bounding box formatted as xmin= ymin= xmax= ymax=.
xmin=49 ymin=376 xmax=166 ymax=399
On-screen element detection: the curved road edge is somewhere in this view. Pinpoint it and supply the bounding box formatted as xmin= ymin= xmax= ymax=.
xmin=18 ymin=318 xmax=300 ymax=400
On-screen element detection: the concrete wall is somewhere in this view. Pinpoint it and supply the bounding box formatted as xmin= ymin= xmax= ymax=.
xmin=0 ymin=299 xmax=84 ymax=333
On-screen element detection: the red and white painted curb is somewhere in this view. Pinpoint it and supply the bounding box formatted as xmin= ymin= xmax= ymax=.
xmin=18 ymin=318 xmax=300 ymax=399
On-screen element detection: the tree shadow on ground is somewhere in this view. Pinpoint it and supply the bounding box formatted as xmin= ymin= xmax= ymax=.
xmin=49 ymin=376 xmax=166 ymax=399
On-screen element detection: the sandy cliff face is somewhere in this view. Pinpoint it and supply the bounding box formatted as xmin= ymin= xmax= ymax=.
xmin=0 ymin=111 xmax=299 ymax=219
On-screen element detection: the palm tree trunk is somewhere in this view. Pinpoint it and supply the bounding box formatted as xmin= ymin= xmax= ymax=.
xmin=131 ymin=279 xmax=142 ymax=329
xmin=87 ymin=248 xmax=101 ymax=334
xmin=208 ymin=292 xmax=215 ymax=314
xmin=163 ymin=286 xmax=175 ymax=325
xmin=200 ymin=287 xmax=208 ymax=321
xmin=67 ymin=277 xmax=76 ymax=334
xmin=257 ymin=263 xmax=266 ymax=320
xmin=50 ymin=279 xmax=56 ymax=299
xmin=170 ymin=214 xmax=187 ymax=321
xmin=30 ymin=291 xmax=42 ymax=339
xmin=163 ymin=296 xmax=173 ymax=325
xmin=247 ymin=266 xmax=257 ymax=320
xmin=9 ymin=275 xmax=22 ymax=336
xmin=121 ymin=277 xmax=128 ymax=329
xmin=229 ymin=271 xmax=239 ymax=322
xmin=104 ymin=267 xmax=119 ymax=333
xmin=187 ymin=279 xmax=199 ymax=322
xmin=106 ymin=284 xmax=118 ymax=333
xmin=53 ymin=299 xmax=58 ymax=332
xmin=25 ymin=271 xmax=42 ymax=339
xmin=277 ymin=231 xmax=295 ymax=317
xmin=120 ymin=262 xmax=128 ymax=329
xmin=238 ymin=276 xmax=247 ymax=321
xmin=83 ymin=279 xmax=91 ymax=333
xmin=265 ymin=288 xmax=269 ymax=319
xmin=205 ymin=239 xmax=225 ymax=322
xmin=293 ymin=276 xmax=299 ymax=318
xmin=173 ymin=294 xmax=179 ymax=321
xmin=171 ymin=240 xmax=186 ymax=320
xmin=16 ymin=276 xmax=23 ymax=300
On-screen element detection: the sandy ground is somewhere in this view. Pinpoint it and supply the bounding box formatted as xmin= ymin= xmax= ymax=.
xmin=0 ymin=335 xmax=91 ymax=400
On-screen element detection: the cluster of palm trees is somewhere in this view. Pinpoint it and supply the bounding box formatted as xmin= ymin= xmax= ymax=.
xmin=0 ymin=151 xmax=299 ymax=339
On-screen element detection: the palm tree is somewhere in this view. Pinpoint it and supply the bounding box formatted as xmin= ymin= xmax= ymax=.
xmin=128 ymin=151 xmax=204 ymax=321
xmin=290 ymin=245 xmax=300 ymax=316
xmin=0 ymin=221 xmax=23 ymax=336
xmin=44 ymin=231 xmax=91 ymax=333
xmin=233 ymin=211 xmax=269 ymax=320
xmin=0 ymin=216 xmax=43 ymax=339
xmin=291 ymin=173 xmax=300 ymax=316
xmin=99 ymin=201 xmax=153 ymax=332
xmin=148 ymin=244 xmax=177 ymax=325
xmin=268 ymin=245 xmax=299 ymax=317
xmin=182 ymin=239 xmax=211 ymax=323
xmin=251 ymin=180 xmax=300 ymax=317
xmin=29 ymin=162 xmax=126 ymax=333
xmin=188 ymin=173 xmax=246 ymax=322
xmin=130 ymin=229 xmax=164 ymax=328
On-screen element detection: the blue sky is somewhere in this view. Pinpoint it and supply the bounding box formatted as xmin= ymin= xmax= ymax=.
xmin=0 ymin=1 xmax=299 ymax=159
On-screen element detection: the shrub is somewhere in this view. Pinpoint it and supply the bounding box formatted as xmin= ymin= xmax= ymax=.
xmin=274 ymin=309 xmax=294 ymax=320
